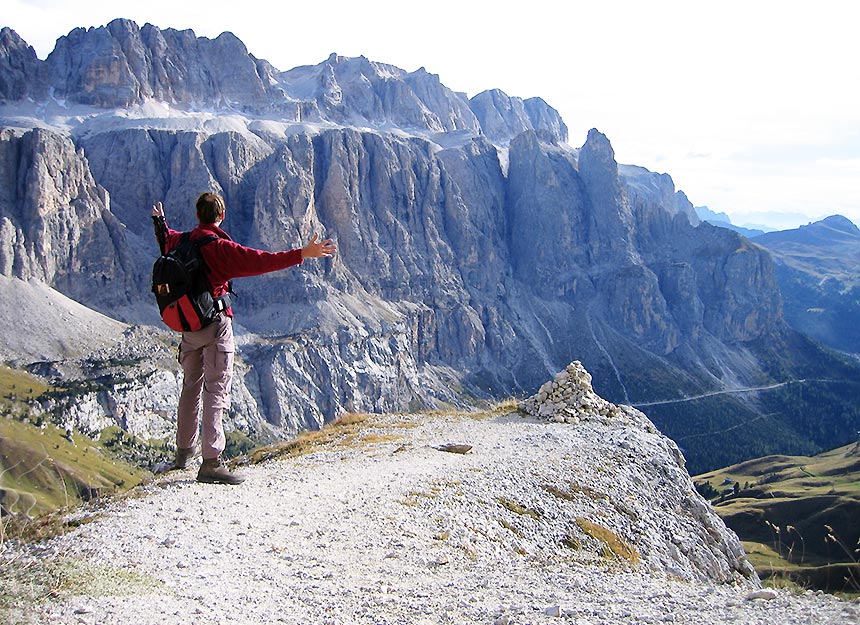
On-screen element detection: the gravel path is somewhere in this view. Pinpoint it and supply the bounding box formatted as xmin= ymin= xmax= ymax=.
xmin=14 ymin=412 xmax=860 ymax=625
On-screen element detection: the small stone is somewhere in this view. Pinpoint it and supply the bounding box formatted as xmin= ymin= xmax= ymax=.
xmin=544 ymin=605 xmax=563 ymax=617
xmin=435 ymin=444 xmax=472 ymax=454
xmin=494 ymin=617 xmax=510 ymax=625
xmin=745 ymin=589 xmax=778 ymax=601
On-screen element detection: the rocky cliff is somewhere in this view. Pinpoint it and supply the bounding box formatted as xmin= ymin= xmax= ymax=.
xmin=1 ymin=20 xmax=859 ymax=473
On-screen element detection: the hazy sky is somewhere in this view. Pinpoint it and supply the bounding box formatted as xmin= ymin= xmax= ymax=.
xmin=5 ymin=0 xmax=859 ymax=230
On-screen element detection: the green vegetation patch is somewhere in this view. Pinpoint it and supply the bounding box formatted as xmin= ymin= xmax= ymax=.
xmin=695 ymin=441 xmax=860 ymax=593
xmin=0 ymin=419 xmax=146 ymax=519
xmin=52 ymin=558 xmax=165 ymax=597
xmin=0 ymin=365 xmax=48 ymax=402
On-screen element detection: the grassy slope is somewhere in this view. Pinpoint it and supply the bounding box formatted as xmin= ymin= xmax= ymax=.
xmin=0 ymin=418 xmax=147 ymax=517
xmin=694 ymin=441 xmax=860 ymax=592
xmin=0 ymin=363 xmax=147 ymax=524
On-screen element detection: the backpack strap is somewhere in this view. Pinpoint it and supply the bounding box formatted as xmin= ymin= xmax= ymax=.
xmin=192 ymin=234 xmax=232 ymax=312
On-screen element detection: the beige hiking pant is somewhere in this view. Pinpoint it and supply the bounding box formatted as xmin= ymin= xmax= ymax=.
xmin=176 ymin=314 xmax=234 ymax=460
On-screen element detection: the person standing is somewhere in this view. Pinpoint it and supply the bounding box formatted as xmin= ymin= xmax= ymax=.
xmin=152 ymin=192 xmax=335 ymax=485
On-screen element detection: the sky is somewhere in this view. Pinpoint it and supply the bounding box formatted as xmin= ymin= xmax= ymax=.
xmin=4 ymin=0 xmax=859 ymax=230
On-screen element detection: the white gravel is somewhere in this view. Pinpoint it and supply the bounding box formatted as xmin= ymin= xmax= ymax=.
xmin=17 ymin=412 xmax=860 ymax=625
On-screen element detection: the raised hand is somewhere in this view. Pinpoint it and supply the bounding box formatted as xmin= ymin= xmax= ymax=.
xmin=301 ymin=234 xmax=337 ymax=259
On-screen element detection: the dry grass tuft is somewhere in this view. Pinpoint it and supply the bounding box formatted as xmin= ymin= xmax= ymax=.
xmin=242 ymin=412 xmax=409 ymax=466
xmin=576 ymin=517 xmax=640 ymax=563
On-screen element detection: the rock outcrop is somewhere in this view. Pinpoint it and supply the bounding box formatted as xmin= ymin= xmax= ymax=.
xmin=521 ymin=360 xmax=756 ymax=583
xmin=469 ymin=89 xmax=567 ymax=145
xmin=0 ymin=27 xmax=48 ymax=102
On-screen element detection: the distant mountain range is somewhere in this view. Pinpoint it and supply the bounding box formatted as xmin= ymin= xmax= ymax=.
xmin=695 ymin=208 xmax=860 ymax=354
xmin=753 ymin=215 xmax=860 ymax=355
xmin=694 ymin=206 xmax=772 ymax=238
xmin=2 ymin=19 xmax=860 ymax=475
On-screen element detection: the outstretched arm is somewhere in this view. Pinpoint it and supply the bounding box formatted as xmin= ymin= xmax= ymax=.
xmin=301 ymin=234 xmax=337 ymax=259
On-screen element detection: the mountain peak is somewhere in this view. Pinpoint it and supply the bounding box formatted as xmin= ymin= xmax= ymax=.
xmin=579 ymin=128 xmax=619 ymax=183
xmin=819 ymin=214 xmax=860 ymax=234
xmin=0 ymin=26 xmax=46 ymax=100
xmin=584 ymin=128 xmax=614 ymax=156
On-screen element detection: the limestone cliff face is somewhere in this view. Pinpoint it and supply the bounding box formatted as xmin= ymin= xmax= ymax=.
xmin=45 ymin=19 xmax=274 ymax=110
xmin=0 ymin=118 xmax=787 ymax=448
xmin=469 ymin=89 xmax=568 ymax=145
xmin=280 ymin=54 xmax=480 ymax=133
xmin=0 ymin=27 xmax=48 ymax=101
xmin=0 ymin=127 xmax=144 ymax=310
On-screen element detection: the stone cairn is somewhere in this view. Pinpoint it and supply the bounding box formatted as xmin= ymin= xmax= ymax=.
xmin=519 ymin=361 xmax=626 ymax=424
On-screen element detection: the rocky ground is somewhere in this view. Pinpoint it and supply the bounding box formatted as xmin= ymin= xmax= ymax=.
xmin=3 ymin=395 xmax=858 ymax=625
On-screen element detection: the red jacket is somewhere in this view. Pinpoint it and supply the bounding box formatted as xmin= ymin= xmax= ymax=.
xmin=158 ymin=220 xmax=303 ymax=318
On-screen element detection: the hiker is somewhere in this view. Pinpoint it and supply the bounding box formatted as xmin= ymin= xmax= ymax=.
xmin=151 ymin=192 xmax=335 ymax=485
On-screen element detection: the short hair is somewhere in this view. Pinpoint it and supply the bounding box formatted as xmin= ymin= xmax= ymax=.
xmin=196 ymin=192 xmax=226 ymax=224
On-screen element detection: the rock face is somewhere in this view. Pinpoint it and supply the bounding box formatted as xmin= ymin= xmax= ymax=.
xmin=520 ymin=360 xmax=756 ymax=583
xmin=469 ymin=89 xmax=567 ymax=144
xmin=0 ymin=127 xmax=145 ymax=312
xmin=1 ymin=20 xmax=859 ymax=473
xmin=45 ymin=19 xmax=274 ymax=110
xmin=0 ymin=27 xmax=48 ymax=101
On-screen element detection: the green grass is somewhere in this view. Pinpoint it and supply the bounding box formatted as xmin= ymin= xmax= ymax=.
xmin=695 ymin=441 xmax=860 ymax=593
xmin=0 ymin=365 xmax=49 ymax=401
xmin=695 ymin=441 xmax=860 ymax=502
xmin=0 ymin=418 xmax=146 ymax=520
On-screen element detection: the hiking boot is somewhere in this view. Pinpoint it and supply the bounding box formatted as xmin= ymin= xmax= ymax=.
xmin=197 ymin=456 xmax=246 ymax=485
xmin=173 ymin=443 xmax=201 ymax=470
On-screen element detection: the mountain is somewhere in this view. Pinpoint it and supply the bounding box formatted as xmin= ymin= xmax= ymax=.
xmin=694 ymin=205 xmax=768 ymax=238
xmin=753 ymin=215 xmax=860 ymax=354
xmin=2 ymin=20 xmax=860 ymax=476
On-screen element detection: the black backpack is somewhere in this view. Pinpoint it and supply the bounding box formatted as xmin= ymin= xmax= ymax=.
xmin=151 ymin=219 xmax=230 ymax=332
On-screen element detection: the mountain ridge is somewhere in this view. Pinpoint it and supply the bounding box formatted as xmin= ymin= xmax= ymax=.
xmin=752 ymin=214 xmax=860 ymax=354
